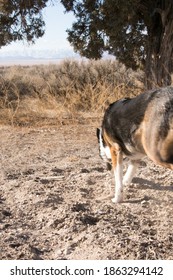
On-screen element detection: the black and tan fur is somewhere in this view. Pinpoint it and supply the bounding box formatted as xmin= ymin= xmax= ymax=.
xmin=97 ymin=86 xmax=173 ymax=203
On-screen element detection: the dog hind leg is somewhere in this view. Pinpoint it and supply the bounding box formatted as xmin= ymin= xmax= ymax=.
xmin=123 ymin=160 xmax=140 ymax=186
xmin=159 ymin=130 xmax=173 ymax=169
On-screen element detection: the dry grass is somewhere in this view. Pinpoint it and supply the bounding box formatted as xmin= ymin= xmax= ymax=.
xmin=0 ymin=59 xmax=144 ymax=126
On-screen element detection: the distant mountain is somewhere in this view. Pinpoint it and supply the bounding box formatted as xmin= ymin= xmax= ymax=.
xmin=0 ymin=48 xmax=81 ymax=65
xmin=0 ymin=48 xmax=79 ymax=59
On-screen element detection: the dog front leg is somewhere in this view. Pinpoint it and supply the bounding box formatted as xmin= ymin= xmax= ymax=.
xmin=111 ymin=145 xmax=123 ymax=203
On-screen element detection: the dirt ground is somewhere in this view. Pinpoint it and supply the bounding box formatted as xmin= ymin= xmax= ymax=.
xmin=0 ymin=120 xmax=173 ymax=260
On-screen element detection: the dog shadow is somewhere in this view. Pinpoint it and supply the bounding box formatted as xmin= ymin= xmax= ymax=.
xmin=123 ymin=177 xmax=173 ymax=204
xmin=132 ymin=177 xmax=173 ymax=191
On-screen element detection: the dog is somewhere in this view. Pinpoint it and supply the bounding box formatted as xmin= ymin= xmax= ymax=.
xmin=97 ymin=86 xmax=173 ymax=203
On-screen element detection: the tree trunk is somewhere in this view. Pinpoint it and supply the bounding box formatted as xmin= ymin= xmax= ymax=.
xmin=145 ymin=1 xmax=173 ymax=89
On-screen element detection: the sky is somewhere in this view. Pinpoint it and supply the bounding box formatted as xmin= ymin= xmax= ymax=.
xmin=0 ymin=2 xmax=76 ymax=58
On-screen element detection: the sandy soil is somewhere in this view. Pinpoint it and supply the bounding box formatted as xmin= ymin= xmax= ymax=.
xmin=0 ymin=122 xmax=173 ymax=260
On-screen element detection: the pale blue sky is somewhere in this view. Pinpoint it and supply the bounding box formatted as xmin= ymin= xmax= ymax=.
xmin=0 ymin=2 xmax=75 ymax=55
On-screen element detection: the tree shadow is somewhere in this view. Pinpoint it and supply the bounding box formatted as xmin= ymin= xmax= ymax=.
xmin=123 ymin=198 xmax=149 ymax=204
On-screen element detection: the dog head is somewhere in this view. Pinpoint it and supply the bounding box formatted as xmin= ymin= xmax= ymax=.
xmin=96 ymin=128 xmax=112 ymax=170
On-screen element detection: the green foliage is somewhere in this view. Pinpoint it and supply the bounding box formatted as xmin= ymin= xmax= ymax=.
xmin=61 ymin=0 xmax=149 ymax=68
xmin=61 ymin=0 xmax=173 ymax=80
xmin=0 ymin=0 xmax=49 ymax=47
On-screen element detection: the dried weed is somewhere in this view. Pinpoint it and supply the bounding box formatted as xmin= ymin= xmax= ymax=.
xmin=0 ymin=59 xmax=144 ymax=126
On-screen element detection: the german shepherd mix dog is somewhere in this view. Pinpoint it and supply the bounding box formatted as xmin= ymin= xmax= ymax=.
xmin=97 ymin=87 xmax=173 ymax=203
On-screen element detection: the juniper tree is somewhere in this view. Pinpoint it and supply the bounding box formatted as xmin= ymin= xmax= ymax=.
xmin=0 ymin=0 xmax=49 ymax=47
xmin=61 ymin=0 xmax=173 ymax=89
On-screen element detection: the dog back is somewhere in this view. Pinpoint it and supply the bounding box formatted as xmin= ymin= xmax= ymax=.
xmin=101 ymin=87 xmax=173 ymax=168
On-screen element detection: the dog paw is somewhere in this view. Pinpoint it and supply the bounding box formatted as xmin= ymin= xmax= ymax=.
xmin=123 ymin=179 xmax=131 ymax=187
xmin=112 ymin=195 xmax=123 ymax=203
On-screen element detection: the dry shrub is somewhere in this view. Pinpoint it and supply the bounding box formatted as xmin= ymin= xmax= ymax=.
xmin=0 ymin=59 xmax=144 ymax=126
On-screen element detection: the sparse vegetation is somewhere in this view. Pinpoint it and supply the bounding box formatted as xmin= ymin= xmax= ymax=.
xmin=0 ymin=59 xmax=144 ymax=126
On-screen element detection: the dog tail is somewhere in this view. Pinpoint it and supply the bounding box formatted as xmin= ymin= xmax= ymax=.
xmin=102 ymin=129 xmax=132 ymax=156
xmin=114 ymin=137 xmax=132 ymax=156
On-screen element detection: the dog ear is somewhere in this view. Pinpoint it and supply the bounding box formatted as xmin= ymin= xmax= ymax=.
xmin=96 ymin=128 xmax=100 ymax=141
